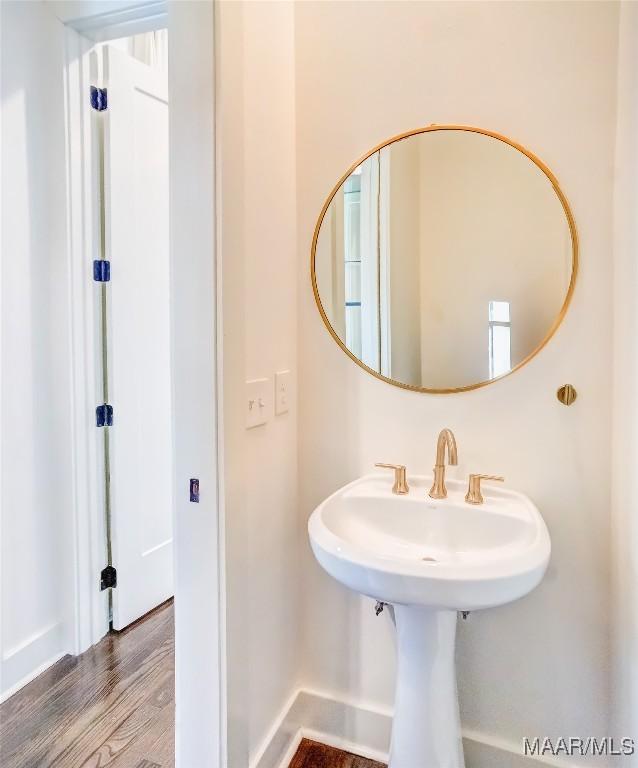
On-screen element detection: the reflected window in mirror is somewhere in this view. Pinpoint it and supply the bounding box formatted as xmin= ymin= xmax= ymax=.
xmin=488 ymin=300 xmax=511 ymax=378
xmin=343 ymin=172 xmax=362 ymax=358
xmin=342 ymin=156 xmax=381 ymax=372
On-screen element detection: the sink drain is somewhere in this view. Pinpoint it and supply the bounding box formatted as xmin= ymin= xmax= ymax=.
xmin=421 ymin=556 xmax=437 ymax=562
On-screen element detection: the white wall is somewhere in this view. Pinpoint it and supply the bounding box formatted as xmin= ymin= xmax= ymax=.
xmin=612 ymin=1 xmax=638 ymax=760
xmin=296 ymin=2 xmax=618 ymax=765
xmin=1 ymin=0 xmax=74 ymax=698
xmin=169 ymin=2 xmax=222 ymax=766
xmin=217 ymin=2 xmax=300 ymax=765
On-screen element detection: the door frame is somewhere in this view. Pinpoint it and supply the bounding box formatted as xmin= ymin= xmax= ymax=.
xmin=62 ymin=2 xmax=225 ymax=766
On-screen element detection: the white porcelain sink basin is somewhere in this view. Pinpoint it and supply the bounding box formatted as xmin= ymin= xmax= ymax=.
xmin=308 ymin=473 xmax=550 ymax=611
xmin=308 ymin=473 xmax=550 ymax=768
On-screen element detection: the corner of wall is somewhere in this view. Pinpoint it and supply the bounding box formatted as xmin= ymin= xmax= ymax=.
xmin=611 ymin=0 xmax=638 ymax=753
xmin=218 ymin=0 xmax=300 ymax=763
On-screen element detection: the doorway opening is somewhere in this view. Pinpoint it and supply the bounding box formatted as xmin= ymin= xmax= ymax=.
xmin=1 ymin=2 xmax=222 ymax=766
xmin=1 ymin=20 xmax=177 ymax=768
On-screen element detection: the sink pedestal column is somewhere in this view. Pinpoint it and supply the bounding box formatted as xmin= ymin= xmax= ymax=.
xmin=389 ymin=607 xmax=465 ymax=768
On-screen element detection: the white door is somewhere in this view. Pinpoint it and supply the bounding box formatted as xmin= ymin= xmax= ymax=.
xmin=103 ymin=45 xmax=173 ymax=630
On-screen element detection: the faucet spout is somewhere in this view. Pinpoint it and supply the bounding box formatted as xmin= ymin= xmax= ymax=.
xmin=435 ymin=428 xmax=458 ymax=467
xmin=429 ymin=429 xmax=458 ymax=499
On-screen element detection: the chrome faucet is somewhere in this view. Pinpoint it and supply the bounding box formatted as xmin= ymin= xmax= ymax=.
xmin=429 ymin=428 xmax=458 ymax=499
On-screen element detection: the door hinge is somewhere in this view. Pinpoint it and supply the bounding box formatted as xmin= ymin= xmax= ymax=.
xmin=90 ymin=86 xmax=108 ymax=111
xmin=93 ymin=260 xmax=111 ymax=282
xmin=96 ymin=403 xmax=114 ymax=427
xmin=100 ymin=565 xmax=117 ymax=590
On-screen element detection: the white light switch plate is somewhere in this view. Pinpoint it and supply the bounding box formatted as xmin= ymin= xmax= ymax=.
xmin=275 ymin=370 xmax=291 ymax=415
xmin=246 ymin=378 xmax=270 ymax=429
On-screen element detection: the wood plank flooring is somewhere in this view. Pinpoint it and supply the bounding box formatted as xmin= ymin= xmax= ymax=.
xmin=1 ymin=611 xmax=384 ymax=768
xmin=289 ymin=739 xmax=386 ymax=768
xmin=0 ymin=600 xmax=174 ymax=768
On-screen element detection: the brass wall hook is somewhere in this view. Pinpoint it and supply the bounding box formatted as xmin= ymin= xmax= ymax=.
xmin=557 ymin=384 xmax=577 ymax=406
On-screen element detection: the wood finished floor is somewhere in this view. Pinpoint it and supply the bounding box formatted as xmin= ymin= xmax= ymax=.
xmin=0 ymin=600 xmax=174 ymax=768
xmin=289 ymin=739 xmax=386 ymax=768
xmin=1 ymin=610 xmax=384 ymax=768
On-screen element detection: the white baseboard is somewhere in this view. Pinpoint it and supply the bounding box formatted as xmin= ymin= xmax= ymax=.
xmin=462 ymin=729 xmax=582 ymax=768
xmin=0 ymin=652 xmax=67 ymax=704
xmin=249 ymin=689 xmax=304 ymax=768
xmin=1 ymin=621 xmax=68 ymax=703
xmin=251 ymin=687 xmax=584 ymax=768
xmin=274 ymin=732 xmax=304 ymax=768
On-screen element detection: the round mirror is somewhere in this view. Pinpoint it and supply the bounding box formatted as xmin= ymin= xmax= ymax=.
xmin=311 ymin=126 xmax=578 ymax=393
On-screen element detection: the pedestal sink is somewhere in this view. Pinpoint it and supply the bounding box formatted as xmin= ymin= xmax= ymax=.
xmin=308 ymin=473 xmax=550 ymax=768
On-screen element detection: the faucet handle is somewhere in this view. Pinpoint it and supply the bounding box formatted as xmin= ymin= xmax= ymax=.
xmin=465 ymin=474 xmax=504 ymax=505
xmin=375 ymin=463 xmax=409 ymax=495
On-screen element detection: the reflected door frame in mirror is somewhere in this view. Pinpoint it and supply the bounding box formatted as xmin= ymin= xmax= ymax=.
xmin=310 ymin=124 xmax=578 ymax=394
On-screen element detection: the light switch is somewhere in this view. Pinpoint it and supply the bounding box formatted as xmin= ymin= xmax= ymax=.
xmin=246 ymin=378 xmax=270 ymax=429
xmin=275 ymin=370 xmax=291 ymax=415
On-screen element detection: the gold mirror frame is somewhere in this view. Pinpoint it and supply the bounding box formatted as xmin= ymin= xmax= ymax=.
xmin=310 ymin=124 xmax=579 ymax=394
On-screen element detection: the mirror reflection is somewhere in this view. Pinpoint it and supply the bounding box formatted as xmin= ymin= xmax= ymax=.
xmin=313 ymin=128 xmax=576 ymax=392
